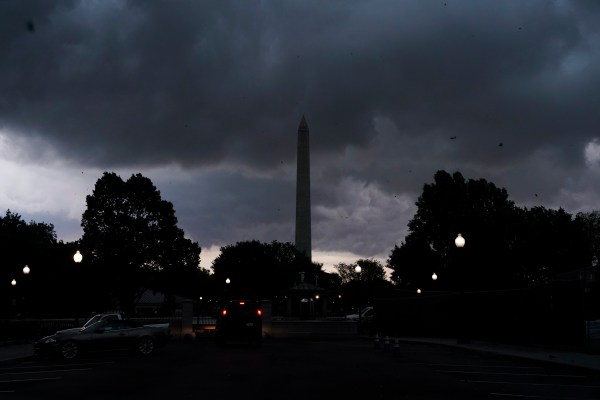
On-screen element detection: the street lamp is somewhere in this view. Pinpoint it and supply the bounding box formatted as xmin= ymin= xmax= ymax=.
xmin=355 ymin=265 xmax=362 ymax=328
xmin=432 ymin=272 xmax=438 ymax=281
xmin=455 ymin=233 xmax=465 ymax=248
xmin=11 ymin=279 xmax=16 ymax=286
xmin=23 ymin=265 xmax=30 ymax=274
xmin=454 ymin=233 xmax=469 ymax=344
xmin=73 ymin=250 xmax=83 ymax=263
xmin=224 ymin=278 xmax=231 ymax=301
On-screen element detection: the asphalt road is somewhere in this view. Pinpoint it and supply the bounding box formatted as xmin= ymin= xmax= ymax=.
xmin=2 ymin=338 xmax=599 ymax=399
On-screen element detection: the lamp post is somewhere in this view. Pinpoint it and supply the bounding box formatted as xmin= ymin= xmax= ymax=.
xmin=22 ymin=265 xmax=31 ymax=314
xmin=225 ymin=278 xmax=231 ymax=301
xmin=454 ymin=233 xmax=469 ymax=344
xmin=355 ymin=265 xmax=362 ymax=329
xmin=197 ymin=296 xmax=203 ymax=327
xmin=10 ymin=265 xmax=32 ymax=316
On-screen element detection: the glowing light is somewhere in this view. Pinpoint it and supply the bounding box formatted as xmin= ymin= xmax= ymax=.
xmin=417 ymin=288 xmax=421 ymax=294
xmin=23 ymin=265 xmax=30 ymax=274
xmin=432 ymin=272 xmax=437 ymax=281
xmin=455 ymin=234 xmax=465 ymax=248
xmin=73 ymin=250 xmax=83 ymax=263
xmin=11 ymin=279 xmax=17 ymax=286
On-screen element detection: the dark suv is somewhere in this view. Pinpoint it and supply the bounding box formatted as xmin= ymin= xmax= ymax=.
xmin=215 ymin=300 xmax=263 ymax=347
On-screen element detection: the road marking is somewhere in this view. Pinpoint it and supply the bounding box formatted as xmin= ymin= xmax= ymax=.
xmin=421 ymin=363 xmax=544 ymax=370
xmin=0 ymin=368 xmax=92 ymax=376
xmin=0 ymin=361 xmax=114 ymax=371
xmin=0 ymin=377 xmax=62 ymax=384
xmin=437 ymin=370 xmax=586 ymax=378
xmin=490 ymin=393 xmax=599 ymax=400
xmin=464 ymin=380 xmax=600 ymax=388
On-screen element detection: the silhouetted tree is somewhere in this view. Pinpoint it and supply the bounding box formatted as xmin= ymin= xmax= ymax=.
xmin=574 ymin=211 xmax=600 ymax=267
xmin=389 ymin=170 xmax=594 ymax=291
xmin=388 ymin=233 xmax=442 ymax=288
xmin=211 ymin=240 xmax=324 ymax=300
xmin=0 ymin=210 xmax=75 ymax=317
xmin=513 ymin=206 xmax=591 ymax=283
xmin=81 ymin=172 xmax=202 ymax=314
xmin=389 ymin=170 xmax=522 ymax=290
xmin=335 ymin=259 xmax=386 ymax=284
xmin=335 ymin=258 xmax=392 ymax=310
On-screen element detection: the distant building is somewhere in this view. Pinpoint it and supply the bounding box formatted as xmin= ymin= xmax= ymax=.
xmin=282 ymin=272 xmax=327 ymax=319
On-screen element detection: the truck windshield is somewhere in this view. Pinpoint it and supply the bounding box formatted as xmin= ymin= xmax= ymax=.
xmin=83 ymin=315 xmax=103 ymax=327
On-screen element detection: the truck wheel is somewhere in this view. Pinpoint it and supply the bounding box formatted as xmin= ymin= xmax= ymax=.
xmin=137 ymin=337 xmax=155 ymax=355
xmin=61 ymin=341 xmax=79 ymax=360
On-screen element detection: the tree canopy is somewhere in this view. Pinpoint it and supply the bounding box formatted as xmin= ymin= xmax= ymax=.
xmin=81 ymin=172 xmax=202 ymax=313
xmin=0 ymin=210 xmax=82 ymax=317
xmin=574 ymin=211 xmax=600 ymax=268
xmin=388 ymin=170 xmax=593 ymax=291
xmin=334 ymin=258 xmax=387 ymax=285
xmin=334 ymin=258 xmax=393 ymax=311
xmin=210 ymin=240 xmax=328 ymax=300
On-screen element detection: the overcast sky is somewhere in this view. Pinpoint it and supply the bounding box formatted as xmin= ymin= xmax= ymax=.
xmin=2 ymin=0 xmax=600 ymax=272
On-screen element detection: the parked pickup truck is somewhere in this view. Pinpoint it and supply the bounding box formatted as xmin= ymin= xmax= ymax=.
xmin=57 ymin=313 xmax=170 ymax=334
xmin=35 ymin=317 xmax=170 ymax=359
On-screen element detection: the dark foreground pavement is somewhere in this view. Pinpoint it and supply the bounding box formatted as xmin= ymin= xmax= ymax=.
xmin=1 ymin=337 xmax=599 ymax=399
xmin=3 ymin=334 xmax=599 ymax=372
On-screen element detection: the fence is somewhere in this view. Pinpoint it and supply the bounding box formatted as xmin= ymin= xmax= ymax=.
xmin=373 ymin=282 xmax=590 ymax=349
xmin=587 ymin=320 xmax=600 ymax=352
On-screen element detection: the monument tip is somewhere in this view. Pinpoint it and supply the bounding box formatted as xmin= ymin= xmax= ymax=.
xmin=298 ymin=115 xmax=308 ymax=131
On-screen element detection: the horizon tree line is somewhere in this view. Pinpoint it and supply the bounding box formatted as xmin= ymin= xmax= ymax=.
xmin=2 ymin=169 xmax=598 ymax=318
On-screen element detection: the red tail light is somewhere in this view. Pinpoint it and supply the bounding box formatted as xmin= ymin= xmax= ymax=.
xmin=239 ymin=301 xmax=245 ymax=305
xmin=257 ymin=309 xmax=262 ymax=316
xmin=222 ymin=309 xmax=227 ymax=316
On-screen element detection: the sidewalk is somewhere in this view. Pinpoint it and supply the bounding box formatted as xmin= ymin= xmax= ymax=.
xmin=395 ymin=337 xmax=600 ymax=372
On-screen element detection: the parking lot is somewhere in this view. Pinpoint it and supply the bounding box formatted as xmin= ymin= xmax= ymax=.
xmin=2 ymin=337 xmax=599 ymax=399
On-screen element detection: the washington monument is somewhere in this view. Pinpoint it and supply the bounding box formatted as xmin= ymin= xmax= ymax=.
xmin=295 ymin=115 xmax=312 ymax=260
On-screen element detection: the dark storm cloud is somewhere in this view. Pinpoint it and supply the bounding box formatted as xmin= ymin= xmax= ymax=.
xmin=2 ymin=0 xmax=597 ymax=171
xmin=2 ymin=0 xmax=600 ymax=260
xmin=158 ymin=168 xmax=296 ymax=246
